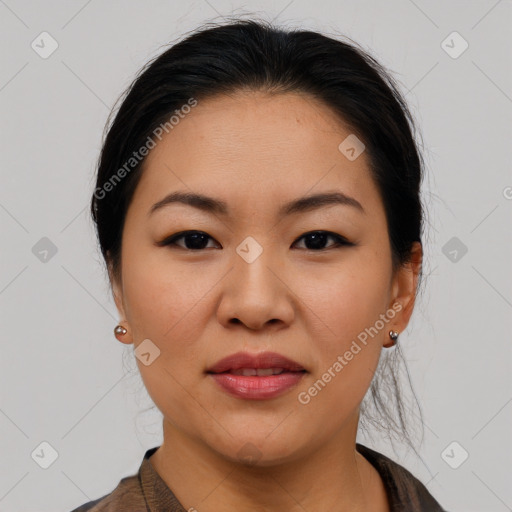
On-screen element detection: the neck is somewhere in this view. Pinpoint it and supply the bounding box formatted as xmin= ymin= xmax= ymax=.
xmin=150 ymin=416 xmax=389 ymax=512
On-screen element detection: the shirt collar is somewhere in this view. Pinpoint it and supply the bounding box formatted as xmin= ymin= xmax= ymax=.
xmin=139 ymin=447 xmax=187 ymax=512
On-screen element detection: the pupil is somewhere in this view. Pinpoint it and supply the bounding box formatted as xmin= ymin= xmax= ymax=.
xmin=186 ymin=233 xmax=208 ymax=249
xmin=306 ymin=232 xmax=327 ymax=250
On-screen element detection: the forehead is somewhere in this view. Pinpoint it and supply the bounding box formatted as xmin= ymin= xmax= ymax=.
xmin=132 ymin=91 xmax=381 ymax=215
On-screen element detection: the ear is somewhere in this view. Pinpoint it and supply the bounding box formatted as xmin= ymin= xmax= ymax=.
xmin=387 ymin=241 xmax=423 ymax=336
xmin=107 ymin=256 xmax=134 ymax=345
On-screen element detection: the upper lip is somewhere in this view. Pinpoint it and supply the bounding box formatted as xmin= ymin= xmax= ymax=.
xmin=206 ymin=351 xmax=306 ymax=374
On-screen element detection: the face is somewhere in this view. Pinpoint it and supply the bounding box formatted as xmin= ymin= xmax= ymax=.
xmin=111 ymin=91 xmax=420 ymax=465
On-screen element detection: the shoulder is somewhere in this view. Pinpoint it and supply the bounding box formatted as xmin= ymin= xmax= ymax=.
xmin=356 ymin=443 xmax=447 ymax=512
xmin=69 ymin=471 xmax=145 ymax=511
xmin=69 ymin=446 xmax=188 ymax=512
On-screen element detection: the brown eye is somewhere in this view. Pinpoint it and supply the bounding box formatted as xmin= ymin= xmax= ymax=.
xmin=158 ymin=231 xmax=220 ymax=250
xmin=292 ymin=231 xmax=352 ymax=251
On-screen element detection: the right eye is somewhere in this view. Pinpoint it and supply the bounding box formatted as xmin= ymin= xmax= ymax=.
xmin=157 ymin=230 xmax=221 ymax=251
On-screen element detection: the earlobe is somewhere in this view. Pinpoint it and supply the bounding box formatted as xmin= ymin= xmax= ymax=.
xmin=107 ymin=258 xmax=134 ymax=345
xmin=112 ymin=286 xmax=134 ymax=345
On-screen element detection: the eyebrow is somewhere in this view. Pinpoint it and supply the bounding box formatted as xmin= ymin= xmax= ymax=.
xmin=148 ymin=190 xmax=364 ymax=217
xmin=280 ymin=191 xmax=364 ymax=216
xmin=149 ymin=191 xmax=229 ymax=217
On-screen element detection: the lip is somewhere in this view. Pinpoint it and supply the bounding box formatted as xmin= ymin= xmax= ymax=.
xmin=206 ymin=351 xmax=307 ymax=400
xmin=207 ymin=351 xmax=305 ymax=374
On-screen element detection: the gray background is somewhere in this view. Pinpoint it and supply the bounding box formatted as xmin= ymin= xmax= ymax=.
xmin=1 ymin=1 xmax=511 ymax=511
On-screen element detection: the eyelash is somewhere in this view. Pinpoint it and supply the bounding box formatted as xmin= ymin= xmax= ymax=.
xmin=157 ymin=230 xmax=354 ymax=251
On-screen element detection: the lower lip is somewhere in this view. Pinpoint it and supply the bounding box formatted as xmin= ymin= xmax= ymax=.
xmin=209 ymin=372 xmax=305 ymax=400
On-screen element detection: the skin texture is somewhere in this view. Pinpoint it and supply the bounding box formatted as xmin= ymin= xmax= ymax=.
xmin=110 ymin=90 xmax=422 ymax=511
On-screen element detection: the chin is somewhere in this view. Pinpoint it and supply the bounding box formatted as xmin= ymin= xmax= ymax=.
xmin=208 ymin=426 xmax=310 ymax=468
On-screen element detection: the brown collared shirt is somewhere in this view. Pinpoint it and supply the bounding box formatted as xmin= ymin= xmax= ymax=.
xmin=71 ymin=443 xmax=446 ymax=511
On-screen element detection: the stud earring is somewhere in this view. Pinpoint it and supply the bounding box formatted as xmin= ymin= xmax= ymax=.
xmin=114 ymin=325 xmax=127 ymax=336
xmin=385 ymin=330 xmax=399 ymax=348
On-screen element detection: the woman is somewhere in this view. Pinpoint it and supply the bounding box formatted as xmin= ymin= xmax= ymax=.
xmin=73 ymin=18 xmax=446 ymax=512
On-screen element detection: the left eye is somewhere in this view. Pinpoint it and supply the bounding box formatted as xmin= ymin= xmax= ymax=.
xmin=292 ymin=231 xmax=352 ymax=250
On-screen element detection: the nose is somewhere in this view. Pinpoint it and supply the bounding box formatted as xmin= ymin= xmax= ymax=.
xmin=216 ymin=247 xmax=296 ymax=331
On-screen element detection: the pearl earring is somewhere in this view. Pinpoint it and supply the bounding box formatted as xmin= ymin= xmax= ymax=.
xmin=114 ymin=325 xmax=127 ymax=336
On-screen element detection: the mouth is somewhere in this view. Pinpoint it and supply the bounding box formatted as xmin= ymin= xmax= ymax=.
xmin=206 ymin=351 xmax=307 ymax=400
xmin=227 ymin=367 xmax=297 ymax=376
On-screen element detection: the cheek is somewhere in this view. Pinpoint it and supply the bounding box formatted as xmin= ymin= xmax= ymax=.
xmin=122 ymin=259 xmax=211 ymax=418
xmin=122 ymin=251 xmax=210 ymax=343
xmin=295 ymin=283 xmax=385 ymax=429
xmin=301 ymin=252 xmax=391 ymax=344
xmin=294 ymin=253 xmax=390 ymax=410
xmin=121 ymin=252 xmax=218 ymax=404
